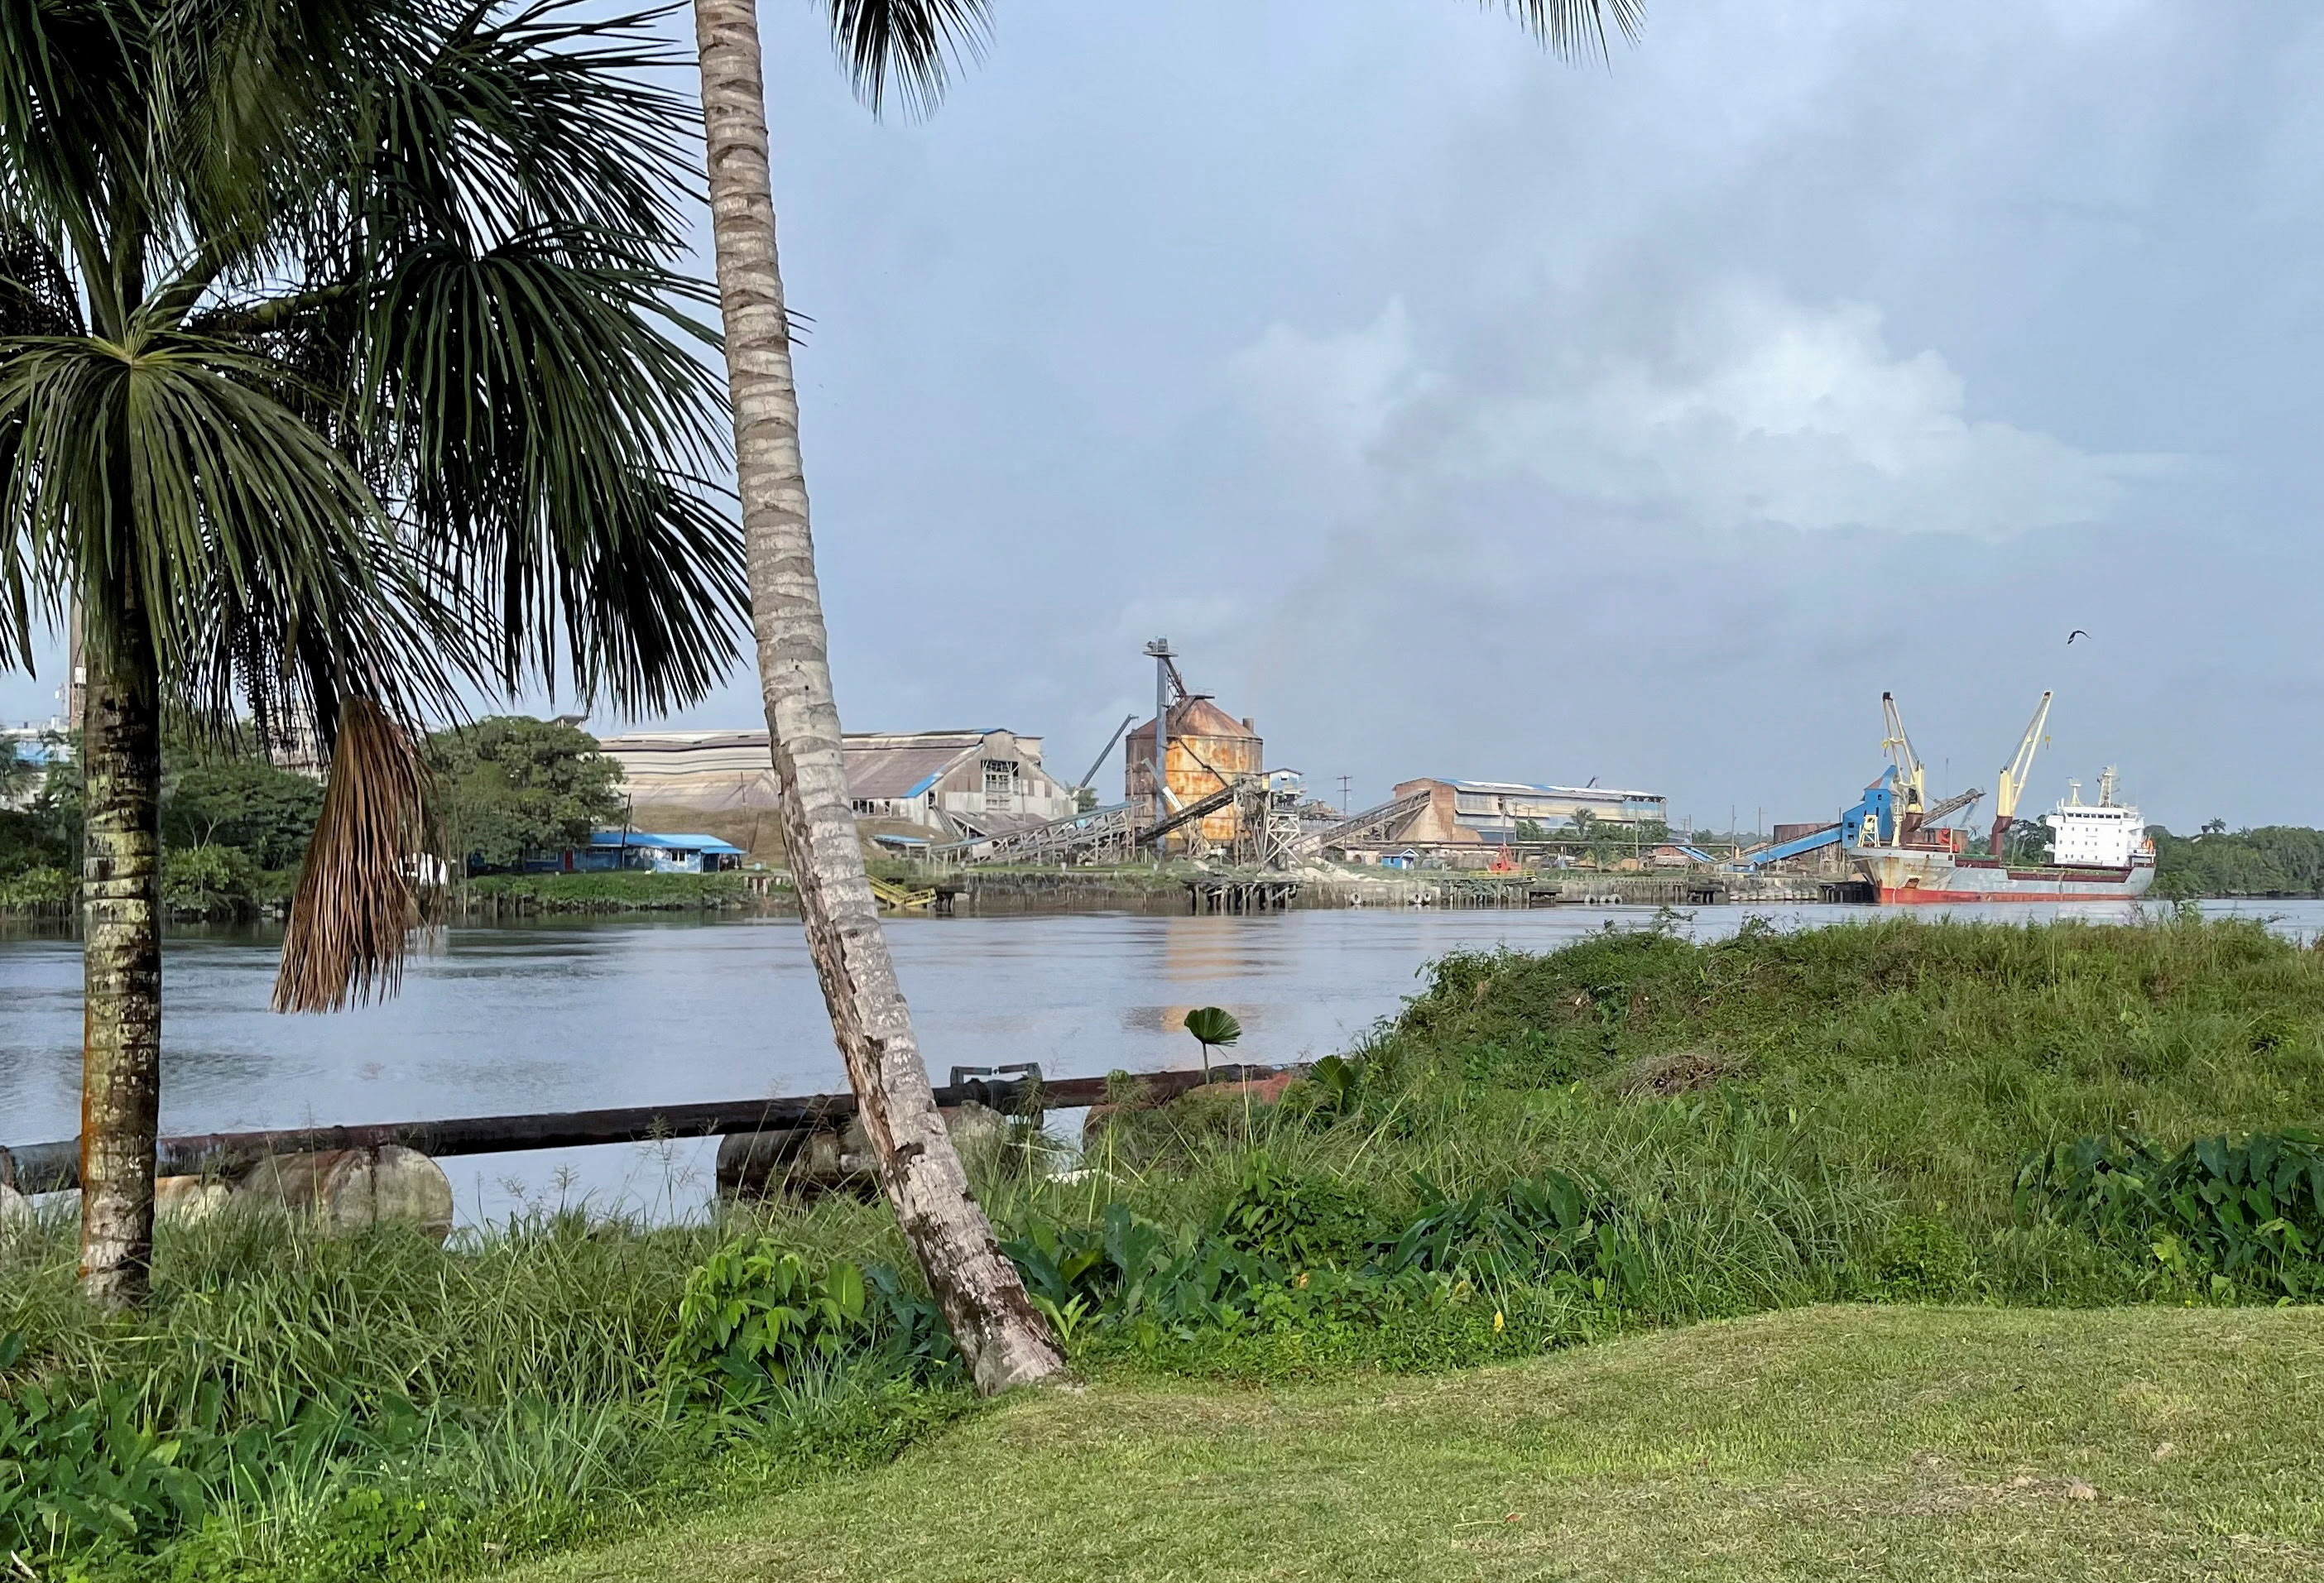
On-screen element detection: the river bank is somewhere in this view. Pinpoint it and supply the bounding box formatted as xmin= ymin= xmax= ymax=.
xmin=10 ymin=912 xmax=2324 ymax=1581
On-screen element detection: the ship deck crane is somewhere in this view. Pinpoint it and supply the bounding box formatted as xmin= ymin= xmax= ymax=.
xmin=1989 ymin=690 xmax=2054 ymax=857
xmin=1881 ymin=692 xmax=1928 ymax=840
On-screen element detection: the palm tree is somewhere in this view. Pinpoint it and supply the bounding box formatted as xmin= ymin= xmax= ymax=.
xmin=0 ymin=0 xmax=745 ymax=1307
xmin=684 ymin=0 xmax=1642 ymax=1391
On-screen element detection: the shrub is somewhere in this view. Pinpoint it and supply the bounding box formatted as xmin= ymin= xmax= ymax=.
xmin=2017 ymin=1129 xmax=2324 ymax=1296
xmin=664 ymin=1246 xmax=874 ymax=1404
xmin=662 ymin=1242 xmax=954 ymax=1407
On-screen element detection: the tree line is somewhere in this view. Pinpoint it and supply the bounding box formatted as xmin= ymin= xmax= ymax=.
xmin=2152 ymin=825 xmax=2324 ymax=899
xmin=1 ymin=717 xmax=627 ymax=918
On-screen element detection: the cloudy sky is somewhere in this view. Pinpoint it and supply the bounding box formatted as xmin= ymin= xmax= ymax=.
xmin=6 ymin=0 xmax=2317 ymax=832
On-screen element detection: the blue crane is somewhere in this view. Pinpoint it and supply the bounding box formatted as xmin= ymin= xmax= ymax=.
xmin=1735 ymin=767 xmax=1904 ymax=870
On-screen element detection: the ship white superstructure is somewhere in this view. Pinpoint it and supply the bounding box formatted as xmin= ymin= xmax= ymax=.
xmin=2043 ymin=767 xmax=2144 ymax=868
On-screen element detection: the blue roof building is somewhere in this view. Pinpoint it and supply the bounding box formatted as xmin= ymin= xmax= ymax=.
xmin=522 ymin=830 xmax=747 ymax=875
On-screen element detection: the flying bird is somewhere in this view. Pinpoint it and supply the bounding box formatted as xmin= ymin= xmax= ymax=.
xmin=2067 ymin=630 xmax=2090 ymax=645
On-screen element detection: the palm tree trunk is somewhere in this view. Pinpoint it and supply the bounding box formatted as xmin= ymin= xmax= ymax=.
xmin=689 ymin=0 xmax=1064 ymax=1394
xmin=77 ymin=619 xmax=163 ymax=1309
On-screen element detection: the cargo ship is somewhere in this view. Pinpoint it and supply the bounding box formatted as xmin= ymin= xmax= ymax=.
xmin=1851 ymin=692 xmax=2154 ymax=903
xmin=1853 ymin=770 xmax=2155 ymax=904
xmin=1737 ymin=691 xmax=2155 ymax=904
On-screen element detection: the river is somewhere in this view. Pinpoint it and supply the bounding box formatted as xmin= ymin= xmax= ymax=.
xmin=6 ymin=897 xmax=2320 ymax=1222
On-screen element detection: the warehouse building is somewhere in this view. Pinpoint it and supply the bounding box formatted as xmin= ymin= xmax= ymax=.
xmin=1390 ymin=778 xmax=1668 ymax=845
xmin=595 ymin=727 xmax=1078 ymax=843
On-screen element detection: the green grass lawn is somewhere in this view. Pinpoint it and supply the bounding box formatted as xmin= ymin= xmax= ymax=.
xmin=501 ymin=1304 xmax=2324 ymax=1583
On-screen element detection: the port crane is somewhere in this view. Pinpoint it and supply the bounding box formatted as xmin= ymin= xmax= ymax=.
xmin=1988 ymin=691 xmax=2054 ymax=857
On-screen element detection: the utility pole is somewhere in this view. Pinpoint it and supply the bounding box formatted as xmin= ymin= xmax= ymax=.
xmin=1337 ymin=774 xmax=1352 ymax=814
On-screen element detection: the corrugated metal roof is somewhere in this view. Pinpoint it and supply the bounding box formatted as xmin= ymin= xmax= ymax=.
xmin=1437 ymin=779 xmax=1664 ymax=800
xmin=589 ymin=831 xmax=745 ymax=854
xmin=845 ymin=741 xmax=973 ymax=799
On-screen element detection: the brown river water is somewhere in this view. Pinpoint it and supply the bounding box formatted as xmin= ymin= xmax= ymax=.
xmin=3 ymin=898 xmax=2316 ymax=1223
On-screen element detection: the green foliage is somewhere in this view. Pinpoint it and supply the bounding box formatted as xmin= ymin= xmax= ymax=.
xmin=999 ymin=1154 xmax=1640 ymax=1367
xmin=0 ymin=1333 xmax=206 ymax=1559
xmin=664 ymin=1246 xmax=876 ymax=1403
xmin=1184 ymin=1006 xmax=1242 ymax=1053
xmin=5 ymin=736 xmax=324 ymax=914
xmin=1853 ymin=1215 xmax=1977 ymax=1302
xmin=159 ymin=845 xmax=292 ymax=922
xmin=1388 ymin=1170 xmax=1640 ymax=1297
xmin=0 ymin=0 xmax=747 ymax=732
xmin=2018 ymin=1130 xmax=2324 ymax=1296
xmin=0 ymin=741 xmax=76 ymax=899
xmin=429 ymin=717 xmax=627 ymax=871
xmin=1183 ymin=1006 xmax=1241 ymax=1077
xmin=0 ymin=1198 xmax=971 ymax=1581
xmin=1068 ymin=913 xmax=2324 ymax=1369
xmin=1214 ymin=1154 xmax=1382 ymax=1269
xmin=2001 ymin=819 xmax=2055 ymax=864
xmin=462 ymin=871 xmax=750 ymax=913
xmin=0 ymin=858 xmax=71 ymax=909
xmin=2152 ymin=823 xmax=2324 ymax=897
xmin=160 ymin=758 xmax=324 ymax=871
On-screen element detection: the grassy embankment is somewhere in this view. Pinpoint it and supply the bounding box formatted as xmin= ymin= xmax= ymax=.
xmin=10 ymin=914 xmax=2324 ymax=1581
xmin=458 ymin=871 xmax=761 ymax=914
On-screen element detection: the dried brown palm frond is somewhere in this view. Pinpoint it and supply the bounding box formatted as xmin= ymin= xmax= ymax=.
xmin=273 ymin=698 xmax=433 ymax=1013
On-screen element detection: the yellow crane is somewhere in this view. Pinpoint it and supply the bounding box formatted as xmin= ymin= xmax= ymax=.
xmin=1881 ymin=692 xmax=1927 ymax=838
xmin=1989 ymin=691 xmax=2054 ymax=858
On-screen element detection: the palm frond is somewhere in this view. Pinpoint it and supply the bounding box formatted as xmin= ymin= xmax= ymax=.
xmin=0 ymin=328 xmax=475 ymax=735
xmin=2 ymin=0 xmax=747 ymax=1019
xmin=273 ymin=695 xmax=430 ymax=1013
xmin=1498 ymin=0 xmax=1645 ymax=63
xmin=359 ymin=0 xmax=703 ymax=254
xmin=364 ymin=231 xmax=742 ymax=714
xmin=826 ymin=0 xmax=991 ymax=118
xmin=0 ymin=0 xmax=146 ymax=330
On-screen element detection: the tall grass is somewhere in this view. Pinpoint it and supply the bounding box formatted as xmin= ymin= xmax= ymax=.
xmin=0 ymin=1201 xmax=953 ymax=1581
xmin=982 ymin=912 xmax=2324 ymax=1362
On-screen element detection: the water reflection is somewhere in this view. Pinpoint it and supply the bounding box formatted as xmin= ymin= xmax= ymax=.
xmin=5 ymin=897 xmax=2319 ymax=1221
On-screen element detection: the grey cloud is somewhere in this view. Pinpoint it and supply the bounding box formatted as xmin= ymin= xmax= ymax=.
xmin=9 ymin=0 xmax=2318 ymax=836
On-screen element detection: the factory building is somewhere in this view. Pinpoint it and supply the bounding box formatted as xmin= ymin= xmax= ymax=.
xmin=594 ymin=727 xmax=1077 ymax=846
xmin=1390 ymin=778 xmax=1668 ymax=845
xmin=1124 ymin=698 xmax=1261 ymax=844
xmin=839 ymin=730 xmax=1077 ymax=834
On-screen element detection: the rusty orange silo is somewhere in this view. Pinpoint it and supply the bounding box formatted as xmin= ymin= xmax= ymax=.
xmin=1125 ymin=699 xmax=1261 ymax=847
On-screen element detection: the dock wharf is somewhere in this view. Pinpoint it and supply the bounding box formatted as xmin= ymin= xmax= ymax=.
xmin=1187 ymin=877 xmax=1302 ymax=914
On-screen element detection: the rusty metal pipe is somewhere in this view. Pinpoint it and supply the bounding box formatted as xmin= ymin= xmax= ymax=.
xmin=0 ymin=1063 xmax=1307 ymax=1196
